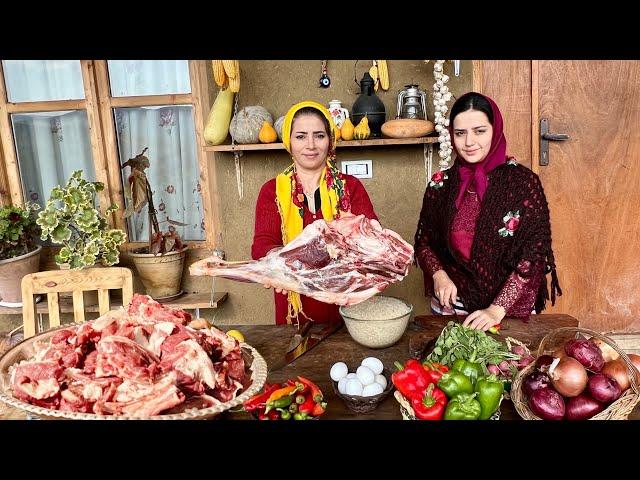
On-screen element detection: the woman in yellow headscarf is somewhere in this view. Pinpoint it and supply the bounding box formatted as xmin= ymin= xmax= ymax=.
xmin=251 ymin=101 xmax=378 ymax=325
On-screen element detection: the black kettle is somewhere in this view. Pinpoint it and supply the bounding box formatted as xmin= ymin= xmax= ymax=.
xmin=351 ymin=72 xmax=386 ymax=138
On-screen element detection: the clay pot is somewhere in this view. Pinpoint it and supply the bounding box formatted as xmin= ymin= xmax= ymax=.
xmin=130 ymin=247 xmax=187 ymax=300
xmin=0 ymin=245 xmax=42 ymax=304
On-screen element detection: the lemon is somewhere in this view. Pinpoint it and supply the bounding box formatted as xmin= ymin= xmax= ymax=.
xmin=226 ymin=329 xmax=245 ymax=342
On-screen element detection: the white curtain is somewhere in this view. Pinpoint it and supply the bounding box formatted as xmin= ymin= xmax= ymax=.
xmin=116 ymin=105 xmax=204 ymax=241
xmin=5 ymin=60 xmax=204 ymax=241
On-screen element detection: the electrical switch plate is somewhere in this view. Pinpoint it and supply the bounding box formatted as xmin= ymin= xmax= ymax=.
xmin=341 ymin=160 xmax=372 ymax=179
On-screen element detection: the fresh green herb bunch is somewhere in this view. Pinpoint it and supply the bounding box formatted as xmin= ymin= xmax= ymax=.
xmin=36 ymin=170 xmax=127 ymax=269
xmin=0 ymin=203 xmax=41 ymax=260
xmin=425 ymin=321 xmax=520 ymax=369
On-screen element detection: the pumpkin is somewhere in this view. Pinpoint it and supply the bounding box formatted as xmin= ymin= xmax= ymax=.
xmin=203 ymin=88 xmax=234 ymax=145
xmin=381 ymin=119 xmax=435 ymax=139
xmin=334 ymin=126 xmax=341 ymax=142
xmin=229 ymin=106 xmax=273 ymax=144
xmin=341 ymin=117 xmax=355 ymax=141
xmin=274 ymin=115 xmax=285 ymax=141
xmin=259 ymin=121 xmax=278 ymax=143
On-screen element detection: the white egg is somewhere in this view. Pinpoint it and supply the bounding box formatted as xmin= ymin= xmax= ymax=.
xmin=346 ymin=373 xmax=357 ymax=379
xmin=362 ymin=382 xmax=384 ymax=397
xmin=361 ymin=357 xmax=384 ymax=375
xmin=345 ymin=378 xmax=364 ymax=396
xmin=338 ymin=377 xmax=349 ymax=395
xmin=330 ymin=362 xmax=348 ymax=382
xmin=375 ymin=374 xmax=387 ymax=390
xmin=356 ymin=365 xmax=375 ymax=386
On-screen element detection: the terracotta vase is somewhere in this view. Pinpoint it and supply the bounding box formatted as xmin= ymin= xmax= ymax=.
xmin=0 ymin=245 xmax=42 ymax=304
xmin=130 ymin=247 xmax=187 ymax=300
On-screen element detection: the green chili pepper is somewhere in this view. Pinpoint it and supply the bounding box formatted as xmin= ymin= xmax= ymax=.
xmin=278 ymin=409 xmax=292 ymax=420
xmin=443 ymin=393 xmax=482 ymax=420
xmin=288 ymin=403 xmax=298 ymax=414
xmin=293 ymin=412 xmax=308 ymax=421
xmin=474 ymin=375 xmax=504 ymax=420
xmin=265 ymin=395 xmax=293 ymax=412
xmin=437 ymin=371 xmax=474 ymax=398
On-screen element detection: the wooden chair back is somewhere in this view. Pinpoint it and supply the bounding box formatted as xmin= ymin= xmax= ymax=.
xmin=21 ymin=267 xmax=133 ymax=338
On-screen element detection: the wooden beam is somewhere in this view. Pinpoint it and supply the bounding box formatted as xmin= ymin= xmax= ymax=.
xmin=0 ymin=62 xmax=24 ymax=205
xmin=472 ymin=60 xmax=483 ymax=93
xmin=0 ymin=134 xmax=9 ymax=206
xmin=109 ymin=93 xmax=192 ymax=108
xmin=93 ymin=60 xmax=127 ymax=233
xmin=189 ymin=60 xmax=216 ymax=248
xmin=81 ymin=61 xmax=112 ymax=216
xmin=6 ymin=99 xmax=86 ymax=113
xmin=531 ymin=61 xmax=540 ymax=175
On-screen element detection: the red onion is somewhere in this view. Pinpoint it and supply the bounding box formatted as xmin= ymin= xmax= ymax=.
xmin=548 ymin=356 xmax=588 ymax=397
xmin=588 ymin=373 xmax=622 ymax=404
xmin=517 ymin=354 xmax=536 ymax=369
xmin=529 ymin=387 xmax=565 ymax=420
xmin=523 ymin=370 xmax=551 ymax=397
xmin=629 ymin=354 xmax=640 ymax=376
xmin=601 ymin=359 xmax=630 ymax=392
xmin=566 ymin=393 xmax=604 ymax=420
xmin=535 ymin=355 xmax=555 ymax=371
xmin=487 ymin=364 xmax=501 ymax=376
xmin=564 ymin=338 xmax=605 ymax=372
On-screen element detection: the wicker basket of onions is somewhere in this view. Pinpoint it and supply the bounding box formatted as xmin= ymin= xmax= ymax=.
xmin=512 ymin=327 xmax=640 ymax=420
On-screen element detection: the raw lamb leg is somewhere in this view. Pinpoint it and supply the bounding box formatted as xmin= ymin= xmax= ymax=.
xmin=189 ymin=214 xmax=414 ymax=306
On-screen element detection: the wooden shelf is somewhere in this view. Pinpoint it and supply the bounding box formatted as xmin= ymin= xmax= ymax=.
xmin=204 ymin=137 xmax=438 ymax=152
xmin=0 ymin=291 xmax=228 ymax=315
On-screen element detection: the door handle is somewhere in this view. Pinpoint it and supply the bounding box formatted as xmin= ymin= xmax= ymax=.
xmin=540 ymin=118 xmax=570 ymax=166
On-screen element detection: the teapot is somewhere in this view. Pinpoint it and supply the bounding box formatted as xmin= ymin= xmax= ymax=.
xmin=396 ymin=84 xmax=429 ymax=120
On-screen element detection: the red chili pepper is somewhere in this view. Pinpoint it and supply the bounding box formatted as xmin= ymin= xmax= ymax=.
xmin=422 ymin=362 xmax=448 ymax=384
xmin=411 ymin=383 xmax=447 ymax=420
xmin=297 ymin=376 xmax=323 ymax=403
xmin=298 ymin=392 xmax=316 ymax=415
xmin=392 ymin=359 xmax=432 ymax=400
xmin=243 ymin=383 xmax=280 ymax=412
xmin=424 ymin=361 xmax=449 ymax=373
xmin=268 ymin=409 xmax=281 ymax=420
xmin=311 ymin=401 xmax=327 ymax=417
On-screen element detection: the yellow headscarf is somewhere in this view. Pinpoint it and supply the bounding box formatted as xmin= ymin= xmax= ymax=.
xmin=276 ymin=101 xmax=348 ymax=324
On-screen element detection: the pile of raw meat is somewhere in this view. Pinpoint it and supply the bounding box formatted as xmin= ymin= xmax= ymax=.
xmin=190 ymin=214 xmax=414 ymax=306
xmin=9 ymin=295 xmax=252 ymax=417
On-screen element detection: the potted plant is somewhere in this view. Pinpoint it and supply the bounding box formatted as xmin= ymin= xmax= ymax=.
xmin=0 ymin=203 xmax=42 ymax=305
xmin=123 ymin=147 xmax=188 ymax=300
xmin=36 ymin=170 xmax=127 ymax=303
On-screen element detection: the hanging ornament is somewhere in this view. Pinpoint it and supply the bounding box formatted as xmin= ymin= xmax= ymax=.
xmin=319 ymin=60 xmax=331 ymax=88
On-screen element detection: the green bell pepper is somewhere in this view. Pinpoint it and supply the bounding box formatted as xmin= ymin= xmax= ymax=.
xmin=452 ymin=356 xmax=484 ymax=386
xmin=443 ymin=393 xmax=482 ymax=420
xmin=437 ymin=371 xmax=474 ymax=398
xmin=474 ymin=374 xmax=504 ymax=420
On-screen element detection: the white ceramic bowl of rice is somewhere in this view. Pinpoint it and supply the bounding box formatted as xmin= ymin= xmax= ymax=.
xmin=339 ymin=296 xmax=413 ymax=349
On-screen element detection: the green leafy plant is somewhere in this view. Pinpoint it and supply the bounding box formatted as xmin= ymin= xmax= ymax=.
xmin=0 ymin=203 xmax=41 ymax=261
xmin=36 ymin=170 xmax=127 ymax=269
xmin=122 ymin=147 xmax=186 ymax=255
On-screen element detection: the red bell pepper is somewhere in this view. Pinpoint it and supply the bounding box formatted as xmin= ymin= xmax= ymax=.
xmin=411 ymin=383 xmax=447 ymax=420
xmin=392 ymin=359 xmax=432 ymax=400
xmin=243 ymin=383 xmax=280 ymax=412
xmin=297 ymin=376 xmax=324 ymax=403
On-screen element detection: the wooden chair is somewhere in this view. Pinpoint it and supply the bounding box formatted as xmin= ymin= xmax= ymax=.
xmin=21 ymin=267 xmax=134 ymax=339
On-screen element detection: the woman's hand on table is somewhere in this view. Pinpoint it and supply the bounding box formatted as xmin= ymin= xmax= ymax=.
xmin=463 ymin=304 xmax=506 ymax=331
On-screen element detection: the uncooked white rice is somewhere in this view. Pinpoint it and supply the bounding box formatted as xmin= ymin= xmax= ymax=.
xmin=342 ymin=296 xmax=411 ymax=321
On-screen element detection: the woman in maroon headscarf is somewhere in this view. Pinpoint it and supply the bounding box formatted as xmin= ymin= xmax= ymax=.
xmin=414 ymin=92 xmax=562 ymax=331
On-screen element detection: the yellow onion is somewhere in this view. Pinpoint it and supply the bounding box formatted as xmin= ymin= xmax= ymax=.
xmin=602 ymin=359 xmax=630 ymax=392
xmin=548 ymin=356 xmax=588 ymax=397
xmin=591 ymin=338 xmax=619 ymax=363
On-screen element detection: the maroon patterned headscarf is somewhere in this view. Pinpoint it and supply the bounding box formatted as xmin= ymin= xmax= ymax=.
xmin=450 ymin=92 xmax=507 ymax=209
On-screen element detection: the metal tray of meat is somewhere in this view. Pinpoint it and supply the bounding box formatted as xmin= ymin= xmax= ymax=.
xmin=0 ymin=324 xmax=267 ymax=420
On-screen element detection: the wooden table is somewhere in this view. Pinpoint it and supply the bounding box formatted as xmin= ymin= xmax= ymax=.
xmin=2 ymin=314 xmax=638 ymax=420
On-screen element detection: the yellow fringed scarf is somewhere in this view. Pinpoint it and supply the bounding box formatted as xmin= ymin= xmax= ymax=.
xmin=275 ymin=101 xmax=346 ymax=325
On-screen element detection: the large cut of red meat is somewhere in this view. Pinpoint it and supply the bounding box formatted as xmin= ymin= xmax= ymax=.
xmin=189 ymin=213 xmax=414 ymax=306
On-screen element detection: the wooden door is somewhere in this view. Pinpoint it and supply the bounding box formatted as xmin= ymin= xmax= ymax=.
xmin=534 ymin=61 xmax=640 ymax=332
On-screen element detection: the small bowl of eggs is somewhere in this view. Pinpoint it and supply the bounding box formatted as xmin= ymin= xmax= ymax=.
xmin=330 ymin=357 xmax=395 ymax=414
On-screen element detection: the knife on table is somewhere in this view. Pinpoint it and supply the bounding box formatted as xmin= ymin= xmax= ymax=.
xmin=268 ymin=321 xmax=343 ymax=373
